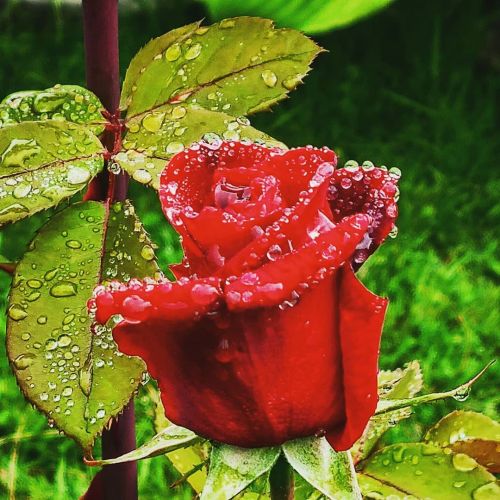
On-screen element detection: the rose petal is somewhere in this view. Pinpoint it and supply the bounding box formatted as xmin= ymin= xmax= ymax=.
xmin=328 ymin=164 xmax=399 ymax=266
xmin=91 ymin=277 xmax=222 ymax=325
xmin=220 ymin=158 xmax=337 ymax=278
xmin=225 ymin=213 xmax=370 ymax=311
xmin=326 ymin=266 xmax=388 ymax=451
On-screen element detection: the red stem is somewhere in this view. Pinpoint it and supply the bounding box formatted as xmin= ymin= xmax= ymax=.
xmin=82 ymin=1 xmax=137 ymax=499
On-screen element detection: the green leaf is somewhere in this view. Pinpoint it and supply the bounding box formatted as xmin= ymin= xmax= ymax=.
xmin=352 ymin=361 xmax=423 ymax=462
xmin=149 ymin=385 xmax=208 ymax=493
xmin=6 ymin=200 xmax=159 ymax=452
xmin=425 ymin=411 xmax=500 ymax=473
xmin=0 ymin=120 xmax=104 ymax=226
xmin=358 ymin=443 xmax=499 ymax=499
xmin=201 ymin=444 xmax=281 ymax=500
xmin=375 ymin=361 xmax=494 ymax=416
xmin=117 ymin=105 xmax=282 ymax=189
xmin=282 ymin=437 xmax=361 ymax=499
xmin=0 ymin=85 xmax=105 ymax=135
xmin=85 ymin=424 xmax=200 ymax=466
xmin=121 ymin=17 xmax=321 ymax=117
xmin=202 ymin=0 xmax=396 ymax=34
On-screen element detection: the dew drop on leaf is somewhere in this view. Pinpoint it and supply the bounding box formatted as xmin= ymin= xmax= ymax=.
xmin=472 ymin=482 xmax=500 ymax=500
xmin=261 ymin=70 xmax=278 ymax=87
xmin=66 ymin=240 xmax=82 ymax=250
xmin=67 ymin=166 xmax=91 ymax=185
xmin=185 ymin=42 xmax=202 ymax=60
xmin=165 ymin=43 xmax=181 ymax=62
xmin=49 ymin=281 xmax=78 ymax=298
xmin=8 ymin=304 xmax=28 ymax=321
xmin=13 ymin=353 xmax=35 ymax=370
xmin=452 ymin=453 xmax=477 ymax=472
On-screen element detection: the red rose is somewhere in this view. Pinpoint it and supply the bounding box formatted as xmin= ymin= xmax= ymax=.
xmin=91 ymin=141 xmax=399 ymax=450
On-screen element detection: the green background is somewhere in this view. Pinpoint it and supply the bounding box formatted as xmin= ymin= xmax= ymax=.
xmin=0 ymin=0 xmax=498 ymax=497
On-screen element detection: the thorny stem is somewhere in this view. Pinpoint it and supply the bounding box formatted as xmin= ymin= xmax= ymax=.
xmin=82 ymin=1 xmax=137 ymax=499
xmin=270 ymin=454 xmax=294 ymax=500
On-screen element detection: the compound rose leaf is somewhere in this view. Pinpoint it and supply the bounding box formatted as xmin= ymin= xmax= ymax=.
xmin=6 ymin=200 xmax=159 ymax=453
xmin=0 ymin=121 xmax=104 ymax=226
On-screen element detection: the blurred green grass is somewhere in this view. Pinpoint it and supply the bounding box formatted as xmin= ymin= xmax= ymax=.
xmin=0 ymin=0 xmax=498 ymax=497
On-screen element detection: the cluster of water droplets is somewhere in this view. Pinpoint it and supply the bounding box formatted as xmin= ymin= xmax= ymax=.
xmin=0 ymin=85 xmax=103 ymax=132
xmin=0 ymin=122 xmax=103 ymax=224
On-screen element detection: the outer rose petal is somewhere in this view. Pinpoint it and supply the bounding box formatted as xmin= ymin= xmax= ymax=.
xmin=105 ymin=265 xmax=386 ymax=449
xmin=326 ymin=266 xmax=388 ymax=451
xmin=329 ymin=165 xmax=399 ymax=266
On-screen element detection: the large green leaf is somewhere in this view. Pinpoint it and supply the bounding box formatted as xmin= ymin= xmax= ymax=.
xmin=6 ymin=200 xmax=159 ymax=453
xmin=359 ymin=443 xmax=499 ymax=499
xmin=116 ymin=105 xmax=281 ymax=189
xmin=85 ymin=424 xmax=199 ymax=466
xmin=202 ymin=0 xmax=397 ymax=34
xmin=121 ymin=17 xmax=321 ymax=117
xmin=0 ymin=121 xmax=104 ymax=226
xmin=200 ymin=444 xmax=281 ymax=500
xmin=352 ymin=361 xmax=423 ymax=463
xmin=0 ymin=85 xmax=105 ymax=135
xmin=282 ymin=437 xmax=361 ymax=499
xmin=425 ymin=411 xmax=500 ymax=473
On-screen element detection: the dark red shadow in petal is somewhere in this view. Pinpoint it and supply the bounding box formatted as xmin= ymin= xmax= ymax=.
xmin=329 ymin=165 xmax=399 ymax=267
xmin=326 ymin=266 xmax=388 ymax=451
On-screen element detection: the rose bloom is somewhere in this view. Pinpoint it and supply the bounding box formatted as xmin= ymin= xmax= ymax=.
xmin=90 ymin=141 xmax=399 ymax=450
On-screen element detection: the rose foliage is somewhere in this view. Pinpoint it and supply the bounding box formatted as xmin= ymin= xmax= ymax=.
xmin=90 ymin=141 xmax=399 ymax=450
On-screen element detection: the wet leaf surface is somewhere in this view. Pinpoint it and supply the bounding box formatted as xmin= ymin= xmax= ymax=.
xmin=0 ymin=121 xmax=104 ymax=226
xmin=200 ymin=444 xmax=280 ymax=500
xmin=283 ymin=437 xmax=361 ymax=499
xmin=425 ymin=410 xmax=500 ymax=473
xmin=121 ymin=17 xmax=321 ymax=118
xmin=117 ymin=105 xmax=281 ymax=189
xmin=359 ymin=442 xmax=499 ymax=499
xmin=0 ymin=85 xmax=105 ymax=135
xmin=7 ymin=200 xmax=159 ymax=452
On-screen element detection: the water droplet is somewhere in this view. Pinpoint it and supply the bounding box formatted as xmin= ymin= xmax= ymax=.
xmin=79 ymin=359 xmax=92 ymax=396
xmin=33 ymin=92 xmax=65 ymax=113
xmin=8 ymin=304 xmax=27 ymax=321
xmin=261 ymin=70 xmax=277 ymax=87
xmin=140 ymin=245 xmax=155 ymax=261
xmin=27 ymin=279 xmax=43 ymax=289
xmin=166 ymin=141 xmax=184 ymax=154
xmin=1 ymin=138 xmax=41 ymax=168
xmin=452 ymin=386 xmax=470 ymax=402
xmin=62 ymin=386 xmax=73 ymax=397
xmin=13 ymin=353 xmax=35 ymax=370
xmin=96 ymin=408 xmax=106 ymax=419
xmin=39 ymin=392 xmax=49 ymax=401
xmin=21 ymin=333 xmax=31 ymax=341
xmin=392 ymin=447 xmax=405 ymax=463
xmin=165 ymin=43 xmax=181 ymax=61
xmin=453 ymin=481 xmax=466 ymax=488
xmin=282 ymin=74 xmax=302 ymax=90
xmin=66 ymin=240 xmax=82 ymax=249
xmin=67 ymin=165 xmax=91 ymax=185
xmin=37 ymin=315 xmax=47 ymax=325
xmin=132 ymin=169 xmax=152 ymax=184
xmin=44 ymin=268 xmax=58 ymax=281
xmin=13 ymin=182 xmax=32 ymax=199
xmin=57 ymin=334 xmax=72 ymax=347
xmin=142 ymin=112 xmax=165 ymax=133
xmin=171 ymin=106 xmax=187 ymax=120
xmin=127 ymin=121 xmax=140 ymax=134
xmin=50 ymin=281 xmax=77 ymax=298
xmin=452 ymin=452 xmax=477 ymax=472
xmin=185 ymin=43 xmax=202 ymax=60
xmin=472 ymin=482 xmax=500 ymax=500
